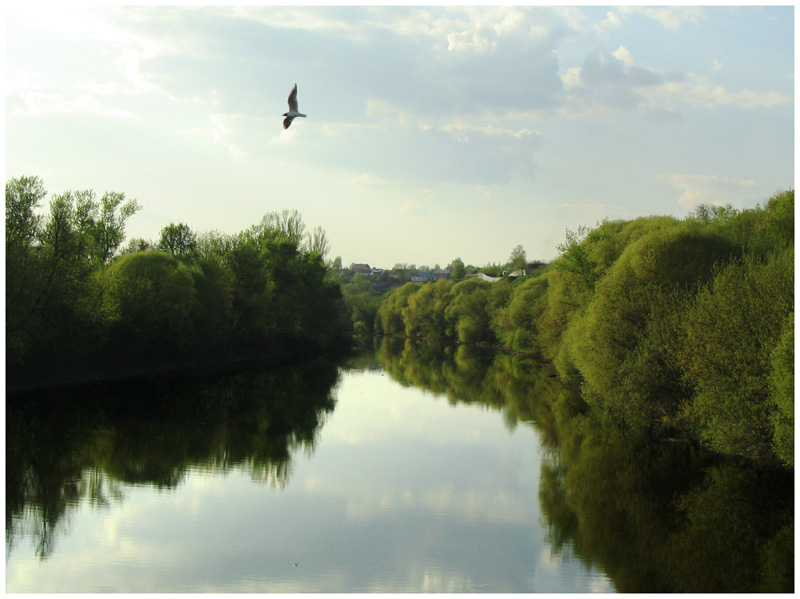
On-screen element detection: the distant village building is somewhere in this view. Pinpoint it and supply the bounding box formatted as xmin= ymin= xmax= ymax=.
xmin=351 ymin=263 xmax=371 ymax=274
xmin=465 ymin=272 xmax=504 ymax=283
xmin=410 ymin=272 xmax=434 ymax=283
xmin=433 ymin=269 xmax=451 ymax=280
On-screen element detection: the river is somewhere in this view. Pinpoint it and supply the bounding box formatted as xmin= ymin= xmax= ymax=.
xmin=5 ymin=339 xmax=793 ymax=592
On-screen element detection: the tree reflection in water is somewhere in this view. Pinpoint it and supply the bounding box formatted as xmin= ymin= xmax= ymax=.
xmin=6 ymin=339 xmax=793 ymax=593
xmin=6 ymin=358 xmax=341 ymax=559
xmin=375 ymin=337 xmax=794 ymax=594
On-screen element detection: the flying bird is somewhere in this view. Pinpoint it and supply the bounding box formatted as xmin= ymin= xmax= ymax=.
xmin=283 ymin=84 xmax=307 ymax=129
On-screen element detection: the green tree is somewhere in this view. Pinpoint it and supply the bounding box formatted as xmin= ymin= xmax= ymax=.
xmin=445 ymin=278 xmax=493 ymax=345
xmin=677 ymin=248 xmax=793 ymax=462
xmin=342 ymin=273 xmax=379 ymax=335
xmin=507 ymin=244 xmax=527 ymax=272
xmin=376 ymin=282 xmax=421 ymax=335
xmin=402 ymin=279 xmax=454 ymax=339
xmin=305 ymin=225 xmax=330 ymax=257
xmin=6 ymin=176 xmax=47 ymax=361
xmin=158 ymin=222 xmax=198 ymax=257
xmin=74 ymin=190 xmax=141 ymax=264
xmin=769 ymin=312 xmax=793 ymax=467
xmin=99 ymin=250 xmax=201 ymax=357
xmin=449 ymin=257 xmax=466 ymax=281
xmin=570 ymin=223 xmax=739 ymax=431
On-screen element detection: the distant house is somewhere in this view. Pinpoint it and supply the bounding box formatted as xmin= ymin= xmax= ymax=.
xmin=351 ymin=263 xmax=371 ymax=274
xmin=465 ymin=272 xmax=503 ymax=283
xmin=433 ymin=269 xmax=451 ymax=280
xmin=410 ymin=272 xmax=434 ymax=283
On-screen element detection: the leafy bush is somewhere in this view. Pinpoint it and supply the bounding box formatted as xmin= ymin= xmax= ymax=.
xmin=677 ymin=248 xmax=793 ymax=462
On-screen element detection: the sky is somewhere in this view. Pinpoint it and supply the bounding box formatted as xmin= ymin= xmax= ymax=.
xmin=4 ymin=3 xmax=795 ymax=268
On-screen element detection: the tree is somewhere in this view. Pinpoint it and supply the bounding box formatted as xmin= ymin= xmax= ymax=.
xmin=341 ymin=273 xmax=379 ymax=335
xmin=677 ymin=248 xmax=793 ymax=462
xmin=507 ymin=244 xmax=527 ymax=271
xmin=445 ymin=278 xmax=493 ymax=345
xmin=72 ymin=190 xmax=141 ymax=264
xmin=570 ymin=223 xmax=739 ymax=431
xmin=258 ymin=209 xmax=305 ymax=244
xmin=158 ymin=222 xmax=198 ymax=257
xmin=99 ymin=250 xmax=201 ymax=356
xmin=305 ymin=225 xmax=330 ymax=258
xmin=6 ymin=176 xmax=48 ymax=362
xmin=6 ymin=175 xmax=45 ymax=257
xmin=769 ymin=313 xmax=793 ymax=467
xmin=449 ymin=257 xmax=466 ymax=281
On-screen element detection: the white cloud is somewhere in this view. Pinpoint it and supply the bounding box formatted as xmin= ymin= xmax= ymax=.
xmin=612 ymin=46 xmax=634 ymax=69
xmin=561 ymin=67 xmax=583 ymax=89
xmin=439 ymin=122 xmax=540 ymax=143
xmin=209 ymin=114 xmax=248 ymax=159
xmin=561 ymin=46 xmax=790 ymax=119
xmin=619 ymin=6 xmax=703 ymax=30
xmin=594 ymin=11 xmax=622 ymax=38
xmin=400 ymin=201 xmax=431 ymax=217
xmin=9 ymin=91 xmax=138 ymax=119
xmin=711 ymin=58 xmax=723 ymax=72
xmin=660 ymin=173 xmax=761 ymax=208
xmin=639 ymin=73 xmax=792 ymax=110
xmin=553 ymin=6 xmax=587 ymax=33
xmin=342 ymin=173 xmax=397 ymax=187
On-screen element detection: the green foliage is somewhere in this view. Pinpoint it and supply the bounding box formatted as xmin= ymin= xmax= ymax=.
xmin=711 ymin=189 xmax=794 ymax=258
xmin=570 ymin=224 xmax=739 ymax=430
xmin=6 ymin=175 xmax=45 ymax=257
xmin=158 ymin=222 xmax=198 ymax=257
xmin=769 ymin=313 xmax=794 ymax=467
xmin=341 ymin=273 xmax=380 ymax=335
xmin=304 ymin=225 xmax=331 ymax=257
xmin=6 ymin=176 xmax=350 ymax=385
xmin=402 ymin=279 xmax=454 ymax=339
xmin=371 ymin=190 xmax=793 ymax=465
xmin=373 ymin=338 xmax=792 ymax=592
xmin=449 ymin=257 xmax=466 ymax=281
xmin=507 ymin=244 xmax=527 ymax=271
xmin=99 ymin=251 xmax=200 ymax=355
xmin=6 ymin=176 xmax=48 ymax=360
xmin=6 ymin=180 xmax=138 ymax=367
xmin=445 ymin=278 xmax=494 ymax=345
xmin=498 ymin=272 xmax=549 ymax=353
xmin=677 ymin=248 xmax=794 ymax=462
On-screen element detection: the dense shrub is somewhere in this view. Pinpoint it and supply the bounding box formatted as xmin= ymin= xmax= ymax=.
xmin=676 ymin=248 xmax=793 ymax=461
xmin=372 ymin=190 xmax=793 ymax=465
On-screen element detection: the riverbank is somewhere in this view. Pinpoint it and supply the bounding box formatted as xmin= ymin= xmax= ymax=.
xmin=7 ymin=335 xmax=353 ymax=398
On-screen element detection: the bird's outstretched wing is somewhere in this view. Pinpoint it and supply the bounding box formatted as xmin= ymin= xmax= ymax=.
xmin=283 ymin=116 xmax=294 ymax=129
xmin=287 ymin=84 xmax=299 ymax=112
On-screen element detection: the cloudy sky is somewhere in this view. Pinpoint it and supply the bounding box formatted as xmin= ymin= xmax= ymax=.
xmin=5 ymin=4 xmax=794 ymax=268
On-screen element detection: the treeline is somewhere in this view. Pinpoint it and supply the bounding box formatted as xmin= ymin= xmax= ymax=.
xmin=6 ymin=176 xmax=351 ymax=389
xmin=374 ymin=191 xmax=794 ymax=467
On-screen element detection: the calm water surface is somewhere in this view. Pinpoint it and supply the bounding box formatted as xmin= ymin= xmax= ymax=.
xmin=7 ymin=342 xmax=793 ymax=593
xmin=6 ymin=356 xmax=613 ymax=593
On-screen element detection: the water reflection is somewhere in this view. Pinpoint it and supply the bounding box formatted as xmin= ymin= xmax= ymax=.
xmin=375 ymin=338 xmax=794 ymax=593
xmin=6 ymin=358 xmax=340 ymax=560
xmin=6 ymin=341 xmax=793 ymax=592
